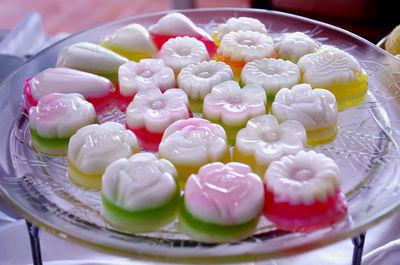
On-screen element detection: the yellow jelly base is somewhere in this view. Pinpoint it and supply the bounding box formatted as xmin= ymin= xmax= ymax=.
xmin=307 ymin=124 xmax=338 ymax=146
xmin=67 ymin=160 xmax=102 ymax=190
xmin=232 ymin=147 xmax=267 ymax=179
xmin=213 ymin=52 xmax=244 ymax=81
xmin=99 ymin=43 xmax=151 ymax=62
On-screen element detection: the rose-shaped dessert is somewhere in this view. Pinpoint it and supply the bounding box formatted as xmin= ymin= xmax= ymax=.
xmin=264 ymin=150 xmax=348 ymax=232
xmin=158 ymin=118 xmax=230 ymax=189
xmin=102 ymin=153 xmax=179 ymax=233
xmin=203 ymin=80 xmax=266 ymax=144
xmin=179 ymin=162 xmax=264 ymax=243
xmin=29 ymin=93 xmax=97 ymax=156
xmin=271 ymin=83 xmax=338 ymax=145
xmin=233 ymin=114 xmax=306 ymax=177
xmin=126 ymin=87 xmax=191 ymax=151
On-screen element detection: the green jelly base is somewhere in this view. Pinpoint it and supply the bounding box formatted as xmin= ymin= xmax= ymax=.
xmin=102 ymin=189 xmax=180 ymax=233
xmin=30 ymin=129 xmax=70 ymax=156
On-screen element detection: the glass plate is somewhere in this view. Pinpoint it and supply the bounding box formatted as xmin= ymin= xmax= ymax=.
xmin=1 ymin=8 xmax=400 ymax=263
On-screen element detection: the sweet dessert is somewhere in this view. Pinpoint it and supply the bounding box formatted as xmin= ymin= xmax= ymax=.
xmin=297 ymin=45 xmax=368 ymax=110
xmin=203 ymin=80 xmax=266 ymax=144
xmin=126 ymin=87 xmax=191 ymax=152
xmin=263 ymin=150 xmax=348 ymax=232
xmin=385 ymin=24 xmax=400 ymax=56
xmin=23 ymin=67 xmax=114 ymax=112
xmin=102 ymin=153 xmax=180 ymax=233
xmin=179 ymin=162 xmax=264 ymax=243
xmin=149 ymin=12 xmax=217 ymax=57
xmin=240 ymin=58 xmax=300 ymax=101
xmin=56 ymin=42 xmax=129 ymax=83
xmin=67 ymin=122 xmax=140 ymax=189
xmin=271 ymin=83 xmax=338 ymax=146
xmin=274 ymin=32 xmax=320 ymax=62
xmin=177 ymin=60 xmax=234 ymax=112
xmin=214 ymin=30 xmax=275 ymax=78
xmin=211 ymin=16 xmax=267 ymax=46
xmin=157 ymin=36 xmax=209 ymax=75
xmin=99 ymin=23 xmax=158 ymax=61
xmin=158 ymin=118 xmax=230 ymax=189
xmin=233 ymin=114 xmax=307 ymax=177
xmin=29 ymin=93 xmax=97 ymax=156
xmin=117 ymin=59 xmax=175 ymax=103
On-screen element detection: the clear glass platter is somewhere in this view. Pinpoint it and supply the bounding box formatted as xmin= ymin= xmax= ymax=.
xmin=1 ymin=8 xmax=400 ymax=263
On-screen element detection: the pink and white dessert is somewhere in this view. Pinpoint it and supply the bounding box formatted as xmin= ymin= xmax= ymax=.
xmin=99 ymin=23 xmax=158 ymax=61
xmin=233 ymin=114 xmax=307 ymax=177
xmin=102 ymin=153 xmax=180 ymax=233
xmin=158 ymin=118 xmax=230 ymax=189
xmin=264 ymin=150 xmax=348 ymax=232
xmin=149 ymin=12 xmax=217 ymax=57
xmin=177 ymin=60 xmax=234 ymax=112
xmin=24 ymin=68 xmax=114 ymax=112
xmin=67 ymin=122 xmax=140 ymax=189
xmin=203 ymin=80 xmax=266 ymax=144
xmin=126 ymin=87 xmax=191 ymax=151
xmin=157 ymin=36 xmax=209 ymax=76
xmin=180 ymin=162 xmax=264 ymax=243
xmin=271 ymin=83 xmax=338 ymax=146
xmin=274 ymin=32 xmax=320 ymax=62
xmin=29 ymin=93 xmax=97 ymax=156
xmin=117 ymin=59 xmax=176 ymax=103
xmin=56 ymin=42 xmax=129 ymax=83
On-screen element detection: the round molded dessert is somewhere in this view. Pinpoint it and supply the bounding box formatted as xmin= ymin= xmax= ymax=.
xmin=263 ymin=150 xmax=348 ymax=232
xmin=158 ymin=118 xmax=230 ymax=189
xmin=29 ymin=93 xmax=97 ymax=156
xmin=179 ymin=162 xmax=264 ymax=243
xmin=126 ymin=87 xmax=191 ymax=151
xmin=102 ymin=153 xmax=180 ymax=233
xmin=273 ymin=32 xmax=320 ymax=62
xmin=385 ymin=24 xmax=400 ymax=56
xmin=233 ymin=114 xmax=307 ymax=177
xmin=67 ymin=122 xmax=140 ymax=189
xmin=297 ymin=45 xmax=368 ymax=110
xmin=271 ymin=83 xmax=338 ymax=146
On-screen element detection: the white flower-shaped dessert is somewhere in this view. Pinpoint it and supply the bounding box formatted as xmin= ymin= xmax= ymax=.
xmin=233 ymin=114 xmax=306 ymax=177
xmin=158 ymin=36 xmax=209 ymax=75
xmin=271 ymin=83 xmax=338 ymax=145
xmin=99 ymin=23 xmax=158 ymax=61
xmin=212 ymin=17 xmax=267 ymax=44
xmin=126 ymin=88 xmax=190 ymax=133
xmin=56 ymin=42 xmax=128 ymax=83
xmin=217 ymin=31 xmax=274 ymax=63
xmin=203 ymin=80 xmax=266 ymax=127
xmin=241 ymin=58 xmax=300 ymax=96
xmin=177 ymin=60 xmax=234 ymax=101
xmin=265 ymin=150 xmax=341 ymax=205
xmin=274 ymin=32 xmax=320 ymax=62
xmin=102 ymin=153 xmax=177 ymax=211
xmin=29 ymin=93 xmax=97 ymax=139
xmin=118 ymin=59 xmax=175 ymax=97
xmin=68 ymin=122 xmax=140 ymax=189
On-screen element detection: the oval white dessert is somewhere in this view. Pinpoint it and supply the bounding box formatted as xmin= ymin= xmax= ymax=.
xmin=274 ymin=32 xmax=320 ymax=62
xmin=233 ymin=114 xmax=307 ymax=177
xmin=271 ymin=83 xmax=338 ymax=145
xmin=240 ymin=58 xmax=300 ymax=97
xmin=180 ymin=162 xmax=264 ymax=243
xmin=99 ymin=23 xmax=158 ymax=61
xmin=67 ymin=122 xmax=140 ymax=189
xmin=56 ymin=42 xmax=128 ymax=83
xmin=102 ymin=153 xmax=179 ymax=232
xmin=118 ymin=59 xmax=175 ymax=98
xmin=158 ymin=36 xmax=209 ymax=75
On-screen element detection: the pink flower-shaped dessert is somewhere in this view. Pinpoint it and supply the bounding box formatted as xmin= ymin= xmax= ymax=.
xmin=126 ymin=87 xmax=191 ymax=151
xmin=180 ymin=162 xmax=264 ymax=242
xmin=233 ymin=114 xmax=307 ymax=177
xmin=158 ymin=118 xmax=230 ymax=188
xmin=149 ymin=12 xmax=217 ymax=57
xmin=117 ymin=59 xmax=176 ymax=106
xmin=24 ymin=68 xmax=114 ymax=112
xmin=203 ymin=80 xmax=266 ymax=143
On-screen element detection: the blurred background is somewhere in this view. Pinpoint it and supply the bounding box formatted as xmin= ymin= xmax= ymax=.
xmin=0 ymin=0 xmax=397 ymax=44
